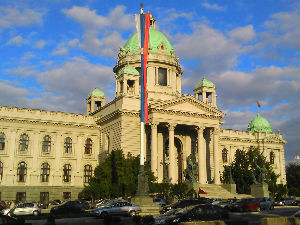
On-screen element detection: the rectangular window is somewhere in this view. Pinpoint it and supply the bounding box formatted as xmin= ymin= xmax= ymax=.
xmin=158 ymin=68 xmax=167 ymax=86
xmin=16 ymin=192 xmax=26 ymax=202
xmin=63 ymin=192 xmax=71 ymax=201
xmin=40 ymin=192 xmax=49 ymax=204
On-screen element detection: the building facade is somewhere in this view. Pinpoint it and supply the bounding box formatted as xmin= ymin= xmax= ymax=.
xmin=0 ymin=16 xmax=286 ymax=202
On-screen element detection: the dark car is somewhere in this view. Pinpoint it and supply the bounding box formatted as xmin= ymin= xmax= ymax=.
xmin=48 ymin=200 xmax=62 ymax=207
xmin=256 ymin=197 xmax=274 ymax=210
xmin=161 ymin=198 xmax=209 ymax=214
xmin=0 ymin=201 xmax=7 ymax=210
xmin=275 ymin=198 xmax=298 ymax=206
xmin=0 ymin=214 xmax=32 ymax=225
xmin=50 ymin=200 xmax=87 ymax=216
xmin=231 ymin=198 xmax=260 ymax=212
xmin=164 ymin=204 xmax=229 ymax=224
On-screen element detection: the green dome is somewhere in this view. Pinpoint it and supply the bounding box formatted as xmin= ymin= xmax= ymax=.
xmin=248 ymin=114 xmax=272 ymax=133
xmin=122 ymin=27 xmax=174 ymax=56
xmin=118 ymin=64 xmax=139 ymax=76
xmin=88 ymin=88 xmax=104 ymax=98
xmin=195 ymin=77 xmax=215 ymax=89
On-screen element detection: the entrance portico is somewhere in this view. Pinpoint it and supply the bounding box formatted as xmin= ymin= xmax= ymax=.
xmin=147 ymin=95 xmax=224 ymax=184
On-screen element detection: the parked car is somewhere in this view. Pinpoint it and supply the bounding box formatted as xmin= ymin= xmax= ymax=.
xmin=90 ymin=200 xmax=141 ymax=218
xmin=92 ymin=199 xmax=111 ymax=209
xmin=50 ymin=200 xmax=87 ymax=216
xmin=294 ymin=211 xmax=300 ymax=217
xmin=256 ymin=197 xmax=274 ymax=210
xmin=0 ymin=201 xmax=7 ymax=210
xmin=274 ymin=198 xmax=298 ymax=206
xmin=155 ymin=208 xmax=188 ymax=224
xmin=2 ymin=202 xmax=41 ymax=216
xmin=163 ymin=204 xmax=229 ymax=224
xmin=48 ymin=200 xmax=62 ymax=207
xmin=161 ymin=198 xmax=209 ymax=214
xmin=231 ymin=198 xmax=260 ymax=212
xmin=217 ymin=199 xmax=238 ymax=210
xmin=153 ymin=198 xmax=167 ymax=207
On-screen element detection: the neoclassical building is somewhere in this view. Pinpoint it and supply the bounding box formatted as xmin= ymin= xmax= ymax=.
xmin=0 ymin=16 xmax=286 ymax=202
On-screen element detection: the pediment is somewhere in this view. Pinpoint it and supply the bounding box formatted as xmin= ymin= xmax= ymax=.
xmin=264 ymin=135 xmax=287 ymax=144
xmin=150 ymin=95 xmax=225 ymax=118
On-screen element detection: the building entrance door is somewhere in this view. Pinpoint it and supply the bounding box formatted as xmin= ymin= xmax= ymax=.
xmin=175 ymin=138 xmax=183 ymax=183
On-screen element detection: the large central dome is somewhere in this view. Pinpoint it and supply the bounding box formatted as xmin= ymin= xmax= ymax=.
xmin=122 ymin=27 xmax=174 ymax=56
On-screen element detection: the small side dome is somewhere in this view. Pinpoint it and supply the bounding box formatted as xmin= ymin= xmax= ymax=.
xmin=195 ymin=77 xmax=215 ymax=89
xmin=118 ymin=64 xmax=139 ymax=77
xmin=248 ymin=114 xmax=272 ymax=133
xmin=88 ymin=88 xmax=105 ymax=98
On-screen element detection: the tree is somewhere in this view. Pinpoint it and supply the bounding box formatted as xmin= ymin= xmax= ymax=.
xmin=79 ymin=150 xmax=155 ymax=200
xmin=222 ymin=147 xmax=279 ymax=195
xmin=286 ymin=163 xmax=300 ymax=197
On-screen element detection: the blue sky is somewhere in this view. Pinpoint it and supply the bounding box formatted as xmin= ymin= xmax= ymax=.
xmin=0 ymin=0 xmax=299 ymax=163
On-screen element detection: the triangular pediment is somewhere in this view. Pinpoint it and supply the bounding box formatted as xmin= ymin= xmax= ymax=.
xmin=264 ymin=135 xmax=287 ymax=144
xmin=150 ymin=94 xmax=225 ymax=118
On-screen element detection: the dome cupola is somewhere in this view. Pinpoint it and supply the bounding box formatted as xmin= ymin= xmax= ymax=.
xmin=86 ymin=88 xmax=105 ymax=115
xmin=248 ymin=114 xmax=272 ymax=133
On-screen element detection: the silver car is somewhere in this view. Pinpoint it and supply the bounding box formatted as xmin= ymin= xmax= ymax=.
xmin=2 ymin=202 xmax=41 ymax=216
xmin=90 ymin=200 xmax=141 ymax=218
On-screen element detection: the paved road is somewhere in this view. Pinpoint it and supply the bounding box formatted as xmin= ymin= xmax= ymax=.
xmin=27 ymin=206 xmax=299 ymax=225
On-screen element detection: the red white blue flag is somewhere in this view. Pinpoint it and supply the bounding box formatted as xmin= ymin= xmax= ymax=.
xmin=135 ymin=12 xmax=150 ymax=123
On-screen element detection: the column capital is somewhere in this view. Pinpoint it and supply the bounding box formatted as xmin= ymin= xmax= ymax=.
xmin=167 ymin=123 xmax=176 ymax=131
xmin=196 ymin=126 xmax=205 ymax=133
xmin=214 ymin=127 xmax=220 ymax=134
xmin=150 ymin=121 xmax=159 ymax=127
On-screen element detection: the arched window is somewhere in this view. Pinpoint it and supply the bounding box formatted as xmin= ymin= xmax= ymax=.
xmin=42 ymin=135 xmax=51 ymax=153
xmin=270 ymin=151 xmax=275 ymax=164
xmin=63 ymin=164 xmax=71 ymax=182
xmin=64 ymin=137 xmax=72 ymax=153
xmin=17 ymin=162 xmax=27 ymax=182
xmin=0 ymin=132 xmax=5 ymax=150
xmin=0 ymin=161 xmax=3 ymax=181
xmin=41 ymin=163 xmax=50 ymax=182
xmin=85 ymin=138 xmax=92 ymax=154
xmin=222 ymin=148 xmax=228 ymax=163
xmin=19 ymin=134 xmax=29 ymax=151
xmin=84 ymin=165 xmax=92 ymax=183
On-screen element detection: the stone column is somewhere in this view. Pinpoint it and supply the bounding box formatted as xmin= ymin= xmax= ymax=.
xmin=124 ymin=79 xmax=127 ymax=94
xmin=197 ymin=126 xmax=206 ymax=184
xmin=279 ymin=147 xmax=286 ymax=184
xmin=155 ymin=67 xmax=158 ymax=85
xmin=213 ymin=128 xmax=221 ymax=184
xmin=151 ymin=122 xmax=158 ymax=178
xmin=168 ymin=123 xmax=176 ymax=183
xmin=212 ymin=92 xmax=216 ymax=106
xmin=202 ymin=91 xmax=206 ymax=102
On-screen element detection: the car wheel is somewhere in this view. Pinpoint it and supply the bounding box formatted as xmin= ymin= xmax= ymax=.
xmin=101 ymin=212 xmax=109 ymax=219
xmin=129 ymin=210 xmax=136 ymax=217
xmin=33 ymin=211 xmax=39 ymax=216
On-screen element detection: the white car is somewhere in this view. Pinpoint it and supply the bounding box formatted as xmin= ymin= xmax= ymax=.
xmin=2 ymin=202 xmax=41 ymax=216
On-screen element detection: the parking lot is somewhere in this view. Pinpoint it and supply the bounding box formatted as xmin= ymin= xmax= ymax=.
xmin=24 ymin=206 xmax=299 ymax=225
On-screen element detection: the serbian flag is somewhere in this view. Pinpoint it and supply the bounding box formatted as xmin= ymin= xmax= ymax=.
xmin=257 ymin=101 xmax=261 ymax=108
xmin=198 ymin=187 xmax=207 ymax=195
xmin=135 ymin=12 xmax=150 ymax=123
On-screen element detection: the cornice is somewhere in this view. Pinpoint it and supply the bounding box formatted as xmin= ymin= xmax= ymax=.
xmin=96 ymin=109 xmax=140 ymax=125
xmin=0 ymin=117 xmax=100 ymax=129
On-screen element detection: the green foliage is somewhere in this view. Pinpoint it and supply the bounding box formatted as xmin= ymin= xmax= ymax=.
xmin=222 ymin=147 xmax=279 ymax=194
xmin=150 ymin=182 xmax=195 ymax=202
xmin=79 ymin=150 xmax=155 ymax=199
xmin=286 ymin=163 xmax=300 ymax=196
xmin=269 ymin=184 xmax=288 ymax=200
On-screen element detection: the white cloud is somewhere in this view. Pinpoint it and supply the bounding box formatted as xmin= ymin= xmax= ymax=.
xmin=262 ymin=11 xmax=300 ymax=49
xmin=5 ymin=66 xmax=36 ymax=77
xmin=37 ymin=57 xmax=114 ymax=103
xmin=0 ymin=7 xmax=43 ymax=30
xmin=202 ymin=2 xmax=225 ymax=11
xmin=228 ymin=25 xmax=255 ymax=43
xmin=6 ymin=35 xmax=28 ymax=46
xmin=63 ymin=5 xmax=134 ymax=57
xmin=173 ymin=24 xmax=241 ymax=73
xmin=68 ymin=38 xmax=79 ymax=48
xmin=21 ymin=52 xmax=35 ymax=63
xmin=35 ymin=40 xmax=47 ymax=49
xmin=51 ymin=43 xmax=68 ymax=55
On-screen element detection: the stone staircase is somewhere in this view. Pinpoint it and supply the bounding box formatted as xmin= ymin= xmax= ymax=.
xmin=195 ymin=184 xmax=253 ymax=199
